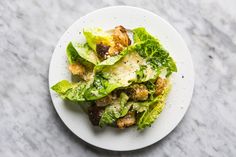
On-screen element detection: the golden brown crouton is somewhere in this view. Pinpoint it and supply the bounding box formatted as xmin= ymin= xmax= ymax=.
xmin=95 ymin=95 xmax=115 ymax=107
xmin=113 ymin=25 xmax=131 ymax=47
xmin=68 ymin=63 xmax=85 ymax=77
xmin=155 ymin=77 xmax=167 ymax=95
xmin=107 ymin=44 xmax=122 ymax=56
xmin=108 ymin=25 xmax=131 ymax=56
xmin=117 ymin=112 xmax=136 ymax=129
xmin=129 ymin=84 xmax=149 ymax=101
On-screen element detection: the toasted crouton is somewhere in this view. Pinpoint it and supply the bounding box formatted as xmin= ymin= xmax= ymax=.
xmin=129 ymin=84 xmax=149 ymax=101
xmin=108 ymin=25 xmax=131 ymax=56
xmin=68 ymin=63 xmax=85 ymax=77
xmin=155 ymin=77 xmax=167 ymax=95
xmin=117 ymin=112 xmax=136 ymax=129
xmin=95 ymin=94 xmax=116 ymax=107
xmin=112 ymin=25 xmax=131 ymax=47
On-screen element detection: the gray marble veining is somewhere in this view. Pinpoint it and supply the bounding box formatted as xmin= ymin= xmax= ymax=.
xmin=0 ymin=0 xmax=236 ymax=156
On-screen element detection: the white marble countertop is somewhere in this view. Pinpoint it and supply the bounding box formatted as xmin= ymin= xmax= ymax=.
xmin=0 ymin=0 xmax=236 ymax=156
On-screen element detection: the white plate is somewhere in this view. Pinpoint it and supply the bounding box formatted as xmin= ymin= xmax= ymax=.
xmin=49 ymin=6 xmax=194 ymax=151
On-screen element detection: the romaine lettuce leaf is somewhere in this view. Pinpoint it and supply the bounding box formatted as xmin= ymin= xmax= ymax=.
xmin=51 ymin=80 xmax=87 ymax=101
xmin=85 ymin=51 xmax=156 ymax=100
xmin=133 ymin=27 xmax=177 ymax=76
xmin=83 ymin=28 xmax=113 ymax=51
xmin=71 ymin=41 xmax=100 ymax=65
xmin=52 ymin=27 xmax=176 ymax=109
xmin=137 ymin=84 xmax=171 ymax=130
xmin=66 ymin=42 xmax=80 ymax=64
xmin=145 ymin=81 xmax=156 ymax=100
xmin=129 ymin=96 xmax=161 ymax=113
xmin=94 ymin=47 xmax=130 ymax=71
xmin=84 ymin=72 xmax=121 ymax=100
xmin=134 ymin=64 xmax=158 ymax=83
xmin=133 ymin=27 xmax=156 ymax=42
xmin=135 ymin=65 xmax=147 ymax=81
xmin=51 ymin=80 xmax=73 ymax=96
xmin=84 ymin=44 xmax=162 ymax=100
xmin=66 ymin=42 xmax=94 ymax=70
xmin=99 ymin=93 xmax=129 ymax=127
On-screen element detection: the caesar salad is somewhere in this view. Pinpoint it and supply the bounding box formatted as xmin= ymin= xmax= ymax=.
xmin=51 ymin=25 xmax=177 ymax=130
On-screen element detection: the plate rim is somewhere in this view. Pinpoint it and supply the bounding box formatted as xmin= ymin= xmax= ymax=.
xmin=48 ymin=5 xmax=195 ymax=151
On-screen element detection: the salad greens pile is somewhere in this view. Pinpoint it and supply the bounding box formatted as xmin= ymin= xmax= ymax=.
xmin=51 ymin=26 xmax=177 ymax=130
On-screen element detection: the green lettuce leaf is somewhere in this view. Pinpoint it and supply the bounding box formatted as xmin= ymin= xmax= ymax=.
xmin=137 ymin=84 xmax=171 ymax=130
xmin=129 ymin=96 xmax=161 ymax=113
xmin=66 ymin=42 xmax=80 ymax=64
xmin=52 ymin=27 xmax=176 ymax=108
xmin=133 ymin=27 xmax=156 ymax=42
xmin=134 ymin=65 xmax=158 ymax=83
xmin=53 ymin=48 xmax=156 ymax=101
xmin=132 ymin=27 xmax=177 ymax=76
xmin=83 ymin=28 xmax=113 ymax=51
xmin=145 ymin=81 xmax=156 ymax=100
xmin=66 ymin=42 xmax=94 ymax=69
xmin=94 ymin=47 xmax=130 ymax=71
xmin=51 ymin=80 xmax=87 ymax=101
xmin=71 ymin=41 xmax=100 ymax=65
xmin=135 ymin=65 xmax=147 ymax=81
xmin=84 ymin=72 xmax=121 ymax=100
xmin=99 ymin=92 xmax=129 ymax=127
xmin=84 ymin=51 xmax=157 ymax=100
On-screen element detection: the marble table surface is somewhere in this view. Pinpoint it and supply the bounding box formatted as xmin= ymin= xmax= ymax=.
xmin=0 ymin=0 xmax=236 ymax=156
